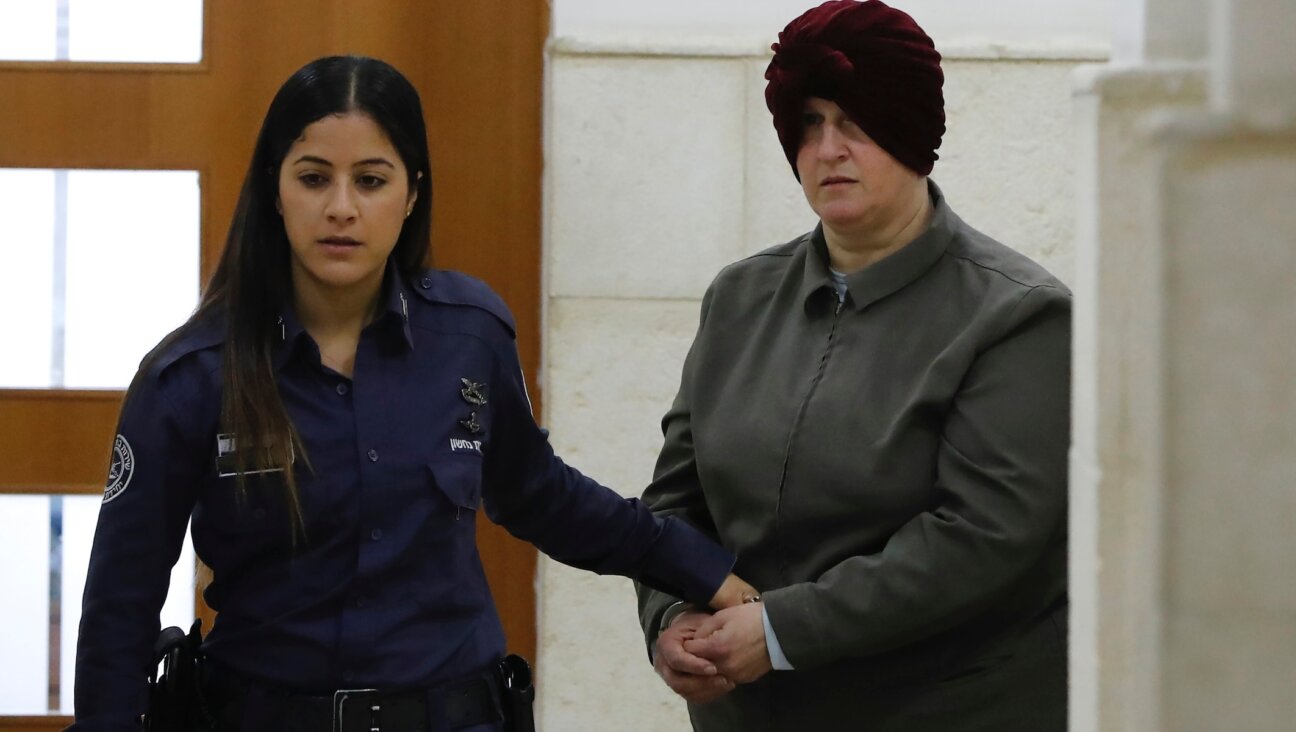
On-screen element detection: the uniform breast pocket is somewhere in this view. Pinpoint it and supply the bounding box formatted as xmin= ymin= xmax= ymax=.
xmin=191 ymin=475 xmax=293 ymax=582
xmin=409 ymin=460 xmax=488 ymax=611
xmin=427 ymin=458 xmax=482 ymax=520
xmin=195 ymin=475 xmax=286 ymax=536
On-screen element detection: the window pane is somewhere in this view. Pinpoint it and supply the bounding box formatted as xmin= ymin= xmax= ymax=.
xmin=0 ymin=1 xmax=57 ymax=61
xmin=68 ymin=0 xmax=203 ymax=63
xmin=0 ymin=169 xmax=56 ymax=387
xmin=0 ymin=0 xmax=203 ymax=63
xmin=58 ymin=495 xmax=196 ymax=713
xmin=0 ymin=168 xmax=201 ymax=390
xmin=64 ymin=170 xmax=201 ymax=389
xmin=0 ymin=494 xmax=195 ymax=715
xmin=0 ymin=496 xmax=51 ymax=713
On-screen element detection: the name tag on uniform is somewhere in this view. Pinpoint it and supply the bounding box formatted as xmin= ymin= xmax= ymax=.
xmin=216 ymin=433 xmax=295 ymax=477
xmin=449 ymin=438 xmax=483 ymax=455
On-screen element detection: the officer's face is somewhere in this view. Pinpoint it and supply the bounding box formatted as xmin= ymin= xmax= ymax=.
xmin=277 ymin=112 xmax=417 ymax=301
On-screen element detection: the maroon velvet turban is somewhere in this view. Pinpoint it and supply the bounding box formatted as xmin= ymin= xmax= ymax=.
xmin=765 ymin=0 xmax=945 ymax=177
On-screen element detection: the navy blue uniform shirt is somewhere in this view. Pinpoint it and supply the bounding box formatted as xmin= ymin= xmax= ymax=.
xmin=71 ymin=266 xmax=734 ymax=731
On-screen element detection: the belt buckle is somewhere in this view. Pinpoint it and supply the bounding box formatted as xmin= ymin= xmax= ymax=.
xmin=333 ymin=688 xmax=381 ymax=732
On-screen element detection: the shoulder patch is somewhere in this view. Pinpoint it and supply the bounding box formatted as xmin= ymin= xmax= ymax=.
xmin=103 ymin=434 xmax=135 ymax=503
xmin=409 ymin=269 xmax=516 ymax=336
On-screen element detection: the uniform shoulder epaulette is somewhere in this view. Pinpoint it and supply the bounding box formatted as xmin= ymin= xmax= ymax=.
xmin=409 ymin=268 xmax=516 ymax=337
xmin=146 ymin=313 xmax=225 ymax=376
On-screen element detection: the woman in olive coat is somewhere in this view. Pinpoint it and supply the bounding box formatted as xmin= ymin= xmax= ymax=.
xmin=636 ymin=2 xmax=1070 ymax=730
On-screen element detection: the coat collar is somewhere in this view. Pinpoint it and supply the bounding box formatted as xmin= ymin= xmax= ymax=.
xmin=799 ymin=179 xmax=954 ymax=314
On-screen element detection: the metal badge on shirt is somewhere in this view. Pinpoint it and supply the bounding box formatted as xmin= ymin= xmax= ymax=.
xmin=451 ymin=378 xmax=487 ymax=453
xmin=216 ymin=433 xmax=295 ymax=477
xmin=460 ymin=378 xmax=487 ymax=406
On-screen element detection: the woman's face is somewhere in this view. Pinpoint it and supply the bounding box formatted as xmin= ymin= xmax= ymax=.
xmin=277 ymin=111 xmax=416 ymax=299
xmin=795 ymin=97 xmax=922 ymax=235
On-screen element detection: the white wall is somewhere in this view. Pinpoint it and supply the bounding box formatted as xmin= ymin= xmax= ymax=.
xmin=554 ymin=0 xmax=1113 ymax=52
xmin=539 ymin=2 xmax=1104 ymax=727
xmin=1070 ymin=0 xmax=1296 ymax=728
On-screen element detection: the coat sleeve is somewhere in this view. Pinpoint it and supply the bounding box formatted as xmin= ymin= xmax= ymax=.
xmin=480 ymin=330 xmax=733 ymax=610
xmin=69 ymin=368 xmax=203 ymax=732
xmin=763 ymin=284 xmax=1072 ymax=669
xmin=633 ymin=285 xmax=726 ymax=654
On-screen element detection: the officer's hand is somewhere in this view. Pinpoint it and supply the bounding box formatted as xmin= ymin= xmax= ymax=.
xmin=684 ymin=602 xmax=772 ymax=684
xmin=653 ymin=609 xmax=735 ymax=705
xmin=708 ymin=573 xmax=760 ymax=610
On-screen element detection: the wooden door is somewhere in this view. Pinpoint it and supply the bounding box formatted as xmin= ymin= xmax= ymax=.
xmin=0 ymin=2 xmax=546 ymax=728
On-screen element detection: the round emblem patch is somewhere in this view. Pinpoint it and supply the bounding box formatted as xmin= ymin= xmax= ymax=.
xmin=104 ymin=434 xmax=135 ymax=504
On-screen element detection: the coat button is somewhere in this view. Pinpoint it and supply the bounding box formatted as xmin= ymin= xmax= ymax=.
xmin=420 ymin=276 xmax=433 ymax=289
xmin=370 ymin=528 xmax=384 ymax=541
xmin=336 ymin=383 xmax=349 ymax=396
xmin=367 ymin=449 xmax=379 ymax=462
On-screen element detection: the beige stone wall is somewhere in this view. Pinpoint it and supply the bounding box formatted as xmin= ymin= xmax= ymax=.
xmin=536 ymin=37 xmax=1098 ymax=730
xmin=1069 ymin=64 xmax=1210 ymax=732
xmin=1158 ymin=127 xmax=1296 ymax=730
xmin=1071 ymin=78 xmax=1296 ymax=728
xmin=1069 ymin=0 xmax=1296 ymax=727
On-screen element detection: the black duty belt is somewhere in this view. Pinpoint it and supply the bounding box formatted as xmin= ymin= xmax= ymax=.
xmin=204 ymin=667 xmax=503 ymax=732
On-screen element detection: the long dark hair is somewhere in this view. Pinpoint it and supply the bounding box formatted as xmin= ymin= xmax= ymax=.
xmin=196 ymin=56 xmax=433 ymax=530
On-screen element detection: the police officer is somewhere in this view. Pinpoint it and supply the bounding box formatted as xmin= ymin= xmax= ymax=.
xmin=69 ymin=55 xmax=755 ymax=732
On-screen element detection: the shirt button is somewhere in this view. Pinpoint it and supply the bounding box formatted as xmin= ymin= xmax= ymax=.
xmin=367 ymin=449 xmax=379 ymax=462
xmin=370 ymin=528 xmax=383 ymax=541
xmin=336 ymin=383 xmax=349 ymax=396
xmin=420 ymin=276 xmax=433 ymax=289
xmin=355 ymin=596 xmax=368 ymax=608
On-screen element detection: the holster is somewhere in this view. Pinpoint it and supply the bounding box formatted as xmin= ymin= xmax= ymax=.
xmin=495 ymin=654 xmax=535 ymax=732
xmin=145 ymin=619 xmax=211 ymax=732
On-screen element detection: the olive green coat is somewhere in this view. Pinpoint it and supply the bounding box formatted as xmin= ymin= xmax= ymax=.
xmin=637 ymin=185 xmax=1070 ymax=731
